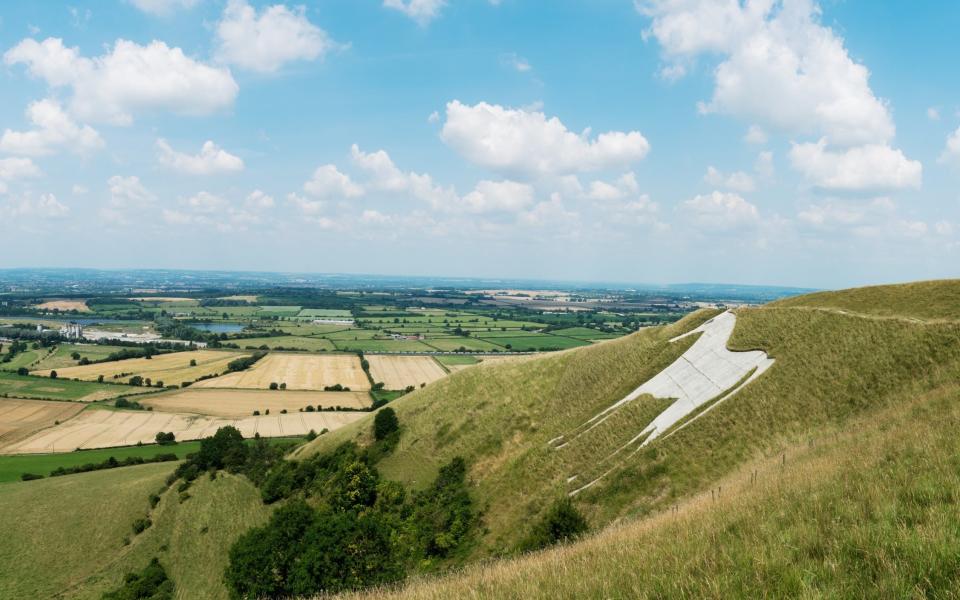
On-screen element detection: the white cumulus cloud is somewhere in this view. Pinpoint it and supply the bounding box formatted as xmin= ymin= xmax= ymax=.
xmin=681 ymin=190 xmax=759 ymax=231
xmin=704 ymin=166 xmax=755 ymax=192
xmin=156 ymin=139 xmax=244 ymax=175
xmin=441 ymin=100 xmax=650 ymax=178
xmin=215 ymin=0 xmax=334 ymax=73
xmin=304 ymin=164 xmax=364 ymax=199
xmin=641 ymin=0 xmax=895 ymax=146
xmin=789 ymin=140 xmax=922 ymax=191
xmin=5 ymin=37 xmax=238 ymax=125
xmin=383 ymin=0 xmax=446 ymax=26
xmin=461 ymin=180 xmax=535 ymax=213
xmin=0 ymin=157 xmax=42 ymax=181
xmin=0 ymin=192 xmax=69 ymax=219
xmin=128 ymin=0 xmax=199 ymax=16
xmin=0 ymin=99 xmax=103 ymax=156
xmin=937 ymin=126 xmax=960 ymax=168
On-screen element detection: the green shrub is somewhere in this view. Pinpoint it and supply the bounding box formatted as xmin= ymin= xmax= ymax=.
xmin=520 ymin=497 xmax=588 ymax=552
xmin=102 ymin=557 xmax=174 ymax=600
xmin=373 ymin=407 xmax=399 ymax=441
xmin=132 ymin=517 xmax=152 ymax=535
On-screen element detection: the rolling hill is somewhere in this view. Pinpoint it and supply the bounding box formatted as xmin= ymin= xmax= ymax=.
xmin=4 ymin=280 xmax=960 ymax=598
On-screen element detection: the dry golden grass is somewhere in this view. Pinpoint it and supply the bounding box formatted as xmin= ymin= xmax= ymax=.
xmin=218 ymin=295 xmax=258 ymax=302
xmin=33 ymin=300 xmax=90 ymax=312
xmin=0 ymin=398 xmax=84 ymax=451
xmin=192 ymin=353 xmax=370 ymax=391
xmin=31 ymin=350 xmax=246 ymax=387
xmin=367 ymin=355 xmax=448 ymax=390
xmin=141 ymin=388 xmax=370 ymax=417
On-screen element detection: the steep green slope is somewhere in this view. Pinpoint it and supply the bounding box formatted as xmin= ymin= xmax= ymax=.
xmin=300 ymin=289 xmax=960 ymax=557
xmin=579 ymin=305 xmax=960 ymax=525
xmin=333 ymin=378 xmax=960 ymax=599
xmin=0 ymin=462 xmax=271 ymax=599
xmin=295 ymin=308 xmax=718 ymax=551
xmin=0 ymin=462 xmax=172 ymax=599
xmin=69 ymin=471 xmax=272 ymax=599
xmin=770 ymin=279 xmax=960 ymax=321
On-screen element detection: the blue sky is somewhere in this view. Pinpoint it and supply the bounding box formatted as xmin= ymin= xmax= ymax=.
xmin=1 ymin=0 xmax=958 ymax=289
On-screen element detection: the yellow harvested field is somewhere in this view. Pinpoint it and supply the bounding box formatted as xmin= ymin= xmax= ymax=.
xmin=33 ymin=300 xmax=91 ymax=312
xmin=30 ymin=350 xmax=247 ymax=387
xmin=142 ymin=389 xmax=371 ymax=417
xmin=191 ymin=353 xmax=370 ymax=391
xmin=367 ymin=355 xmax=448 ymax=390
xmin=0 ymin=398 xmax=85 ymax=451
xmin=3 ymin=408 xmax=366 ymax=453
xmin=218 ymin=295 xmax=258 ymax=302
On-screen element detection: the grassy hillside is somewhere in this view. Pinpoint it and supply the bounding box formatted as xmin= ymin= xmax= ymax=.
xmin=0 ymin=460 xmax=273 ymax=599
xmin=0 ymin=462 xmax=172 ymax=599
xmin=300 ymin=289 xmax=960 ymax=557
xmin=296 ymin=309 xmax=721 ymax=552
xmin=770 ymin=279 xmax=960 ymax=321
xmin=333 ymin=378 xmax=960 ymax=599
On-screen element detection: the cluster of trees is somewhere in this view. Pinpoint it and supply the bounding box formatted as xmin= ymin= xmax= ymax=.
xmin=127 ymin=375 xmax=166 ymax=388
xmin=155 ymin=432 xmax=176 ymax=445
xmin=102 ymin=558 xmax=174 ymax=600
xmin=115 ymin=397 xmax=149 ymax=410
xmin=227 ymin=445 xmax=475 ymax=597
xmin=171 ymin=426 xmax=298 ymax=494
xmin=0 ymin=340 xmax=28 ymax=363
xmin=226 ymin=351 xmax=266 ymax=373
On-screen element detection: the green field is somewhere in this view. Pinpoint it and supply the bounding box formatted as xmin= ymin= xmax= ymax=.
xmin=31 ymin=344 xmax=133 ymax=371
xmin=434 ymin=354 xmax=479 ymax=367
xmin=229 ymin=335 xmax=336 ymax=352
xmin=423 ymin=337 xmax=507 ymax=352
xmin=0 ymin=371 xmax=150 ymax=401
xmin=332 ymin=338 xmax=437 ymax=352
xmin=475 ymin=334 xmax=589 ymax=351
xmin=0 ymin=347 xmax=47 ymax=371
xmin=0 ymin=436 xmax=306 ymax=483
xmin=0 ymin=442 xmax=202 ymax=483
xmin=550 ymin=326 xmax=619 ymax=340
xmin=296 ymin=308 xmax=353 ymax=318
